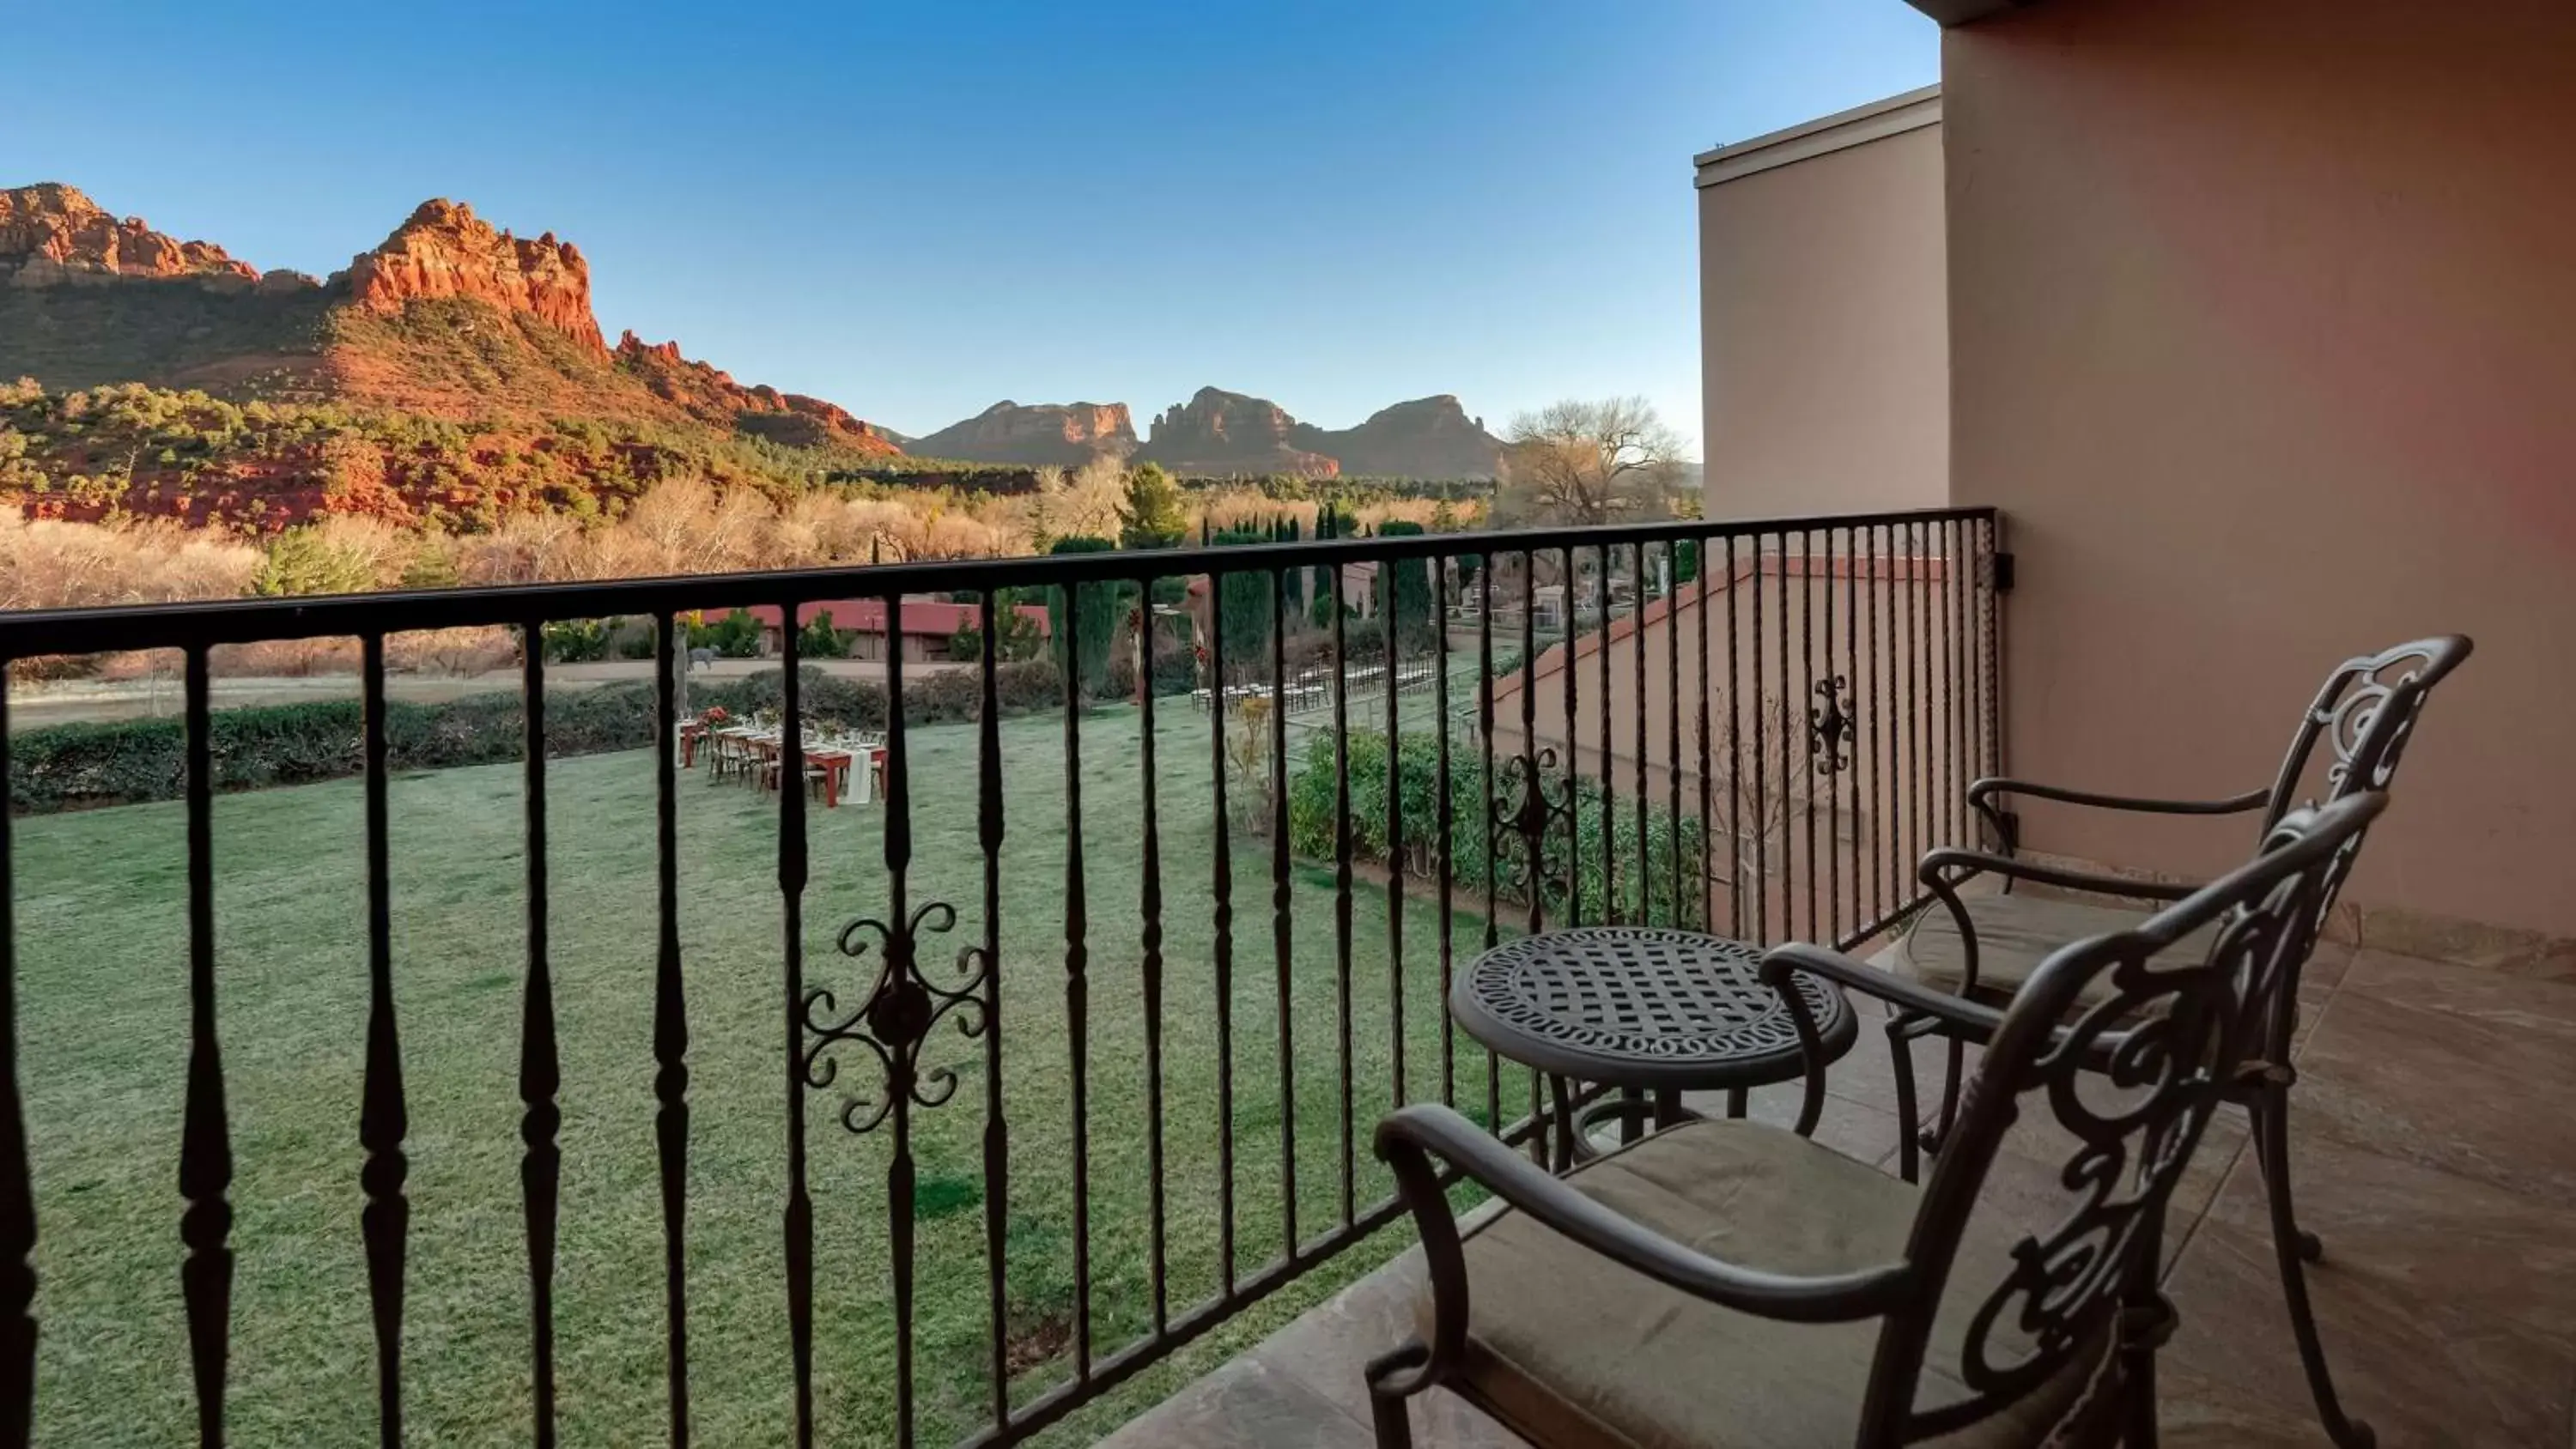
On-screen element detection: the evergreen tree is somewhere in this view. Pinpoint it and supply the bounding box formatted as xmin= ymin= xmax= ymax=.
xmin=1118 ymin=463 xmax=1188 ymax=550
xmin=1376 ymin=518 xmax=1433 ymax=628
xmin=1047 ymin=535 xmax=1123 ymax=694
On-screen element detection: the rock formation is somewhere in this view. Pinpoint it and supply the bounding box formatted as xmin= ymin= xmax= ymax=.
xmin=616 ymin=331 xmax=896 ymax=454
xmin=343 ymin=198 xmax=603 ymax=349
xmin=0 ymin=183 xmax=898 ymax=455
xmin=1137 ymin=386 xmax=1339 ymax=478
xmin=1291 ymin=394 xmax=1501 ymax=479
xmin=910 ymin=400 xmax=1138 ymax=465
xmin=0 ymin=182 xmax=261 ymax=289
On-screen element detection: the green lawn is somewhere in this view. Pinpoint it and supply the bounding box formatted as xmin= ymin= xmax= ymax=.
xmin=15 ymin=703 xmax=1528 ymax=1446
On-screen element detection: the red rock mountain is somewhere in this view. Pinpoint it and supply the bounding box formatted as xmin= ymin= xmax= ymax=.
xmin=0 ymin=183 xmax=268 ymax=288
xmin=1290 ymin=394 xmax=1501 ymax=479
xmin=1136 ymin=386 xmax=1340 ymax=478
xmin=344 ymin=198 xmax=603 ymax=348
xmin=0 ymin=184 xmax=895 ymax=456
xmin=913 ymin=388 xmax=1504 ymax=477
xmin=909 ymin=399 xmax=1138 ymax=465
xmin=615 ymin=331 xmax=890 ymax=451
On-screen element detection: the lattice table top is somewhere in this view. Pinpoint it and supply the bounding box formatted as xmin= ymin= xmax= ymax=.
xmin=1451 ymin=927 xmax=1856 ymax=1088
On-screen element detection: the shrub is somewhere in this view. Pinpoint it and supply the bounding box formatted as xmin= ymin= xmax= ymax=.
xmin=540 ymin=618 xmax=611 ymax=663
xmin=1285 ymin=729 xmax=1705 ymax=926
xmin=9 ymin=663 xmax=1070 ymax=816
xmin=797 ymin=609 xmax=853 ymax=659
xmin=688 ymin=607 xmax=764 ymax=658
xmin=9 ymin=682 xmax=660 ymax=814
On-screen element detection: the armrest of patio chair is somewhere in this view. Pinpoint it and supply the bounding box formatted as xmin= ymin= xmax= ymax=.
xmin=1760 ymin=942 xmax=2010 ymax=1042
xmin=1967 ymin=774 xmax=2269 ymax=857
xmin=1965 ymin=774 xmax=2271 ymax=817
xmin=1918 ymin=846 xmax=2199 ymax=904
xmin=1372 ymin=1103 xmax=1916 ymax=1385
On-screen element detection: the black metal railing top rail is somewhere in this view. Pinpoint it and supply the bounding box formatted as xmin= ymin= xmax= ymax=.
xmin=0 ymin=505 xmax=2002 ymax=1449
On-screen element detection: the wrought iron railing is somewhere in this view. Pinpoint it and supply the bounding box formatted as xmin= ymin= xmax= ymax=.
xmin=0 ymin=506 xmax=2001 ymax=1446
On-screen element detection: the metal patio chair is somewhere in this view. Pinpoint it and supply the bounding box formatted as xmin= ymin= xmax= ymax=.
xmin=1882 ymin=634 xmax=2468 ymax=1449
xmin=1365 ymin=791 xmax=2386 ymax=1449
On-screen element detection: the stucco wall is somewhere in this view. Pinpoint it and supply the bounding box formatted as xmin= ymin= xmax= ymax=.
xmin=1944 ymin=0 xmax=2576 ymax=944
xmin=1698 ymin=110 xmax=1949 ymax=519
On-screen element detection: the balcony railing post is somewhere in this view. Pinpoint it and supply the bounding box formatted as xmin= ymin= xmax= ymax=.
xmin=518 ymin=623 xmax=562 ymax=1449
xmin=776 ymin=608 xmax=814 ymax=1449
xmin=651 ymin=615 xmax=690 ymax=1447
xmin=1206 ymin=567 xmax=1236 ymax=1294
xmin=1268 ymin=567 xmax=1296 ymax=1260
xmin=1137 ymin=571 xmax=1170 ymax=1334
xmin=1329 ymin=563 xmax=1354 ymax=1228
xmin=975 ymin=590 xmax=1012 ymax=1432
xmin=179 ymin=645 xmax=233 ymax=1447
xmin=356 ymin=634 xmax=408 ymax=1449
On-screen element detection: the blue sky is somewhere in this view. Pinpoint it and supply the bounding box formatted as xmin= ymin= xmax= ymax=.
xmin=2 ymin=1 xmax=1935 ymax=454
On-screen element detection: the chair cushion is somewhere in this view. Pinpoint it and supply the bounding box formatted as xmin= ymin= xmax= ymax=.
xmin=1419 ymin=1119 xmax=2098 ymax=1449
xmin=1887 ymin=893 xmax=2215 ymax=1008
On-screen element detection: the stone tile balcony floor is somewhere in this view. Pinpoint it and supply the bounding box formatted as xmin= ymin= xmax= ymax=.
xmin=1101 ymin=944 xmax=2576 ymax=1446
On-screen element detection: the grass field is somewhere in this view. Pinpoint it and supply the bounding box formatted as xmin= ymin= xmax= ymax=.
xmin=14 ymin=702 xmax=1528 ymax=1446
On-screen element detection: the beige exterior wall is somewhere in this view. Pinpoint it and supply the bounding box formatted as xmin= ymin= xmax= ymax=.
xmin=1943 ymin=0 xmax=2576 ymax=943
xmin=1697 ymin=90 xmax=1949 ymax=519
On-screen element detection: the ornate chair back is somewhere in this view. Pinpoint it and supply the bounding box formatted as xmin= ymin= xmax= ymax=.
xmin=1857 ymin=791 xmax=2389 ymax=1444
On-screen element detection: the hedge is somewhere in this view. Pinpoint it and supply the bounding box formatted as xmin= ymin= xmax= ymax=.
xmin=1285 ymin=729 xmax=1705 ymax=926
xmin=10 ymin=658 xmax=1065 ymax=816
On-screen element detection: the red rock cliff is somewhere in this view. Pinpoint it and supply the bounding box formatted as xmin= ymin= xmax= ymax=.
xmin=0 ymin=183 xmax=261 ymax=288
xmin=344 ymin=198 xmax=604 ymax=349
xmin=911 ymin=400 xmax=1139 ymax=465
xmin=615 ymin=331 xmax=898 ymax=455
xmin=1138 ymin=386 xmax=1339 ymax=478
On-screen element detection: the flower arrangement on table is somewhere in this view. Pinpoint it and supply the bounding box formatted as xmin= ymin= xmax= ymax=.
xmin=699 ymin=706 xmax=732 ymax=726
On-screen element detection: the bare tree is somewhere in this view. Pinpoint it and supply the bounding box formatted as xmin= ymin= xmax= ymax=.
xmin=1496 ymin=397 xmax=1687 ymax=526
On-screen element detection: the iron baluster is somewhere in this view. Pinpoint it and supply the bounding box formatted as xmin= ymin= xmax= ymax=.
xmin=777 ymin=610 xmax=814 ymax=1448
xmin=1138 ymin=573 xmax=1170 ymax=1332
xmin=1268 ymin=570 xmax=1295 ymax=1259
xmin=1596 ymin=546 xmax=1613 ymax=924
xmin=519 ymin=626 xmax=561 ymax=1448
xmin=1434 ymin=549 xmax=1455 ymax=1110
xmin=1330 ymin=563 xmax=1355 ymax=1228
xmin=652 ymin=615 xmax=690 ymax=1447
xmin=977 ymin=591 xmax=1011 ymax=1430
xmin=357 ymin=636 xmax=408 ymax=1449
xmin=1477 ymin=558 xmax=1501 ymax=1136
xmin=1060 ymin=591 xmax=1093 ymax=1375
xmin=1750 ymin=536 xmax=1767 ymax=944
xmin=1632 ymin=542 xmax=1649 ymax=926
xmin=1801 ymin=529 xmax=1818 ymax=944
xmin=1723 ymin=537 xmax=1741 ymax=938
xmin=1382 ymin=560 xmax=1404 ymax=1112
xmin=1521 ymin=554 xmax=1543 ymax=1158
xmin=1667 ymin=541 xmax=1685 ymax=929
xmin=179 ymin=646 xmax=233 ymax=1446
xmin=1208 ymin=567 xmax=1236 ymax=1293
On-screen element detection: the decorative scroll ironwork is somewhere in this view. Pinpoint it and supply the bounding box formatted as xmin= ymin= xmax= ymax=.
xmin=1489 ymin=748 xmax=1573 ymax=914
xmin=804 ymin=902 xmax=989 ymax=1136
xmin=1943 ymin=828 xmax=2330 ymax=1426
xmin=1809 ymin=675 xmax=1854 ymax=776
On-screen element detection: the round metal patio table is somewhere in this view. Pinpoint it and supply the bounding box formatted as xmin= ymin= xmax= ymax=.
xmin=1450 ymin=926 xmax=1859 ymax=1169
